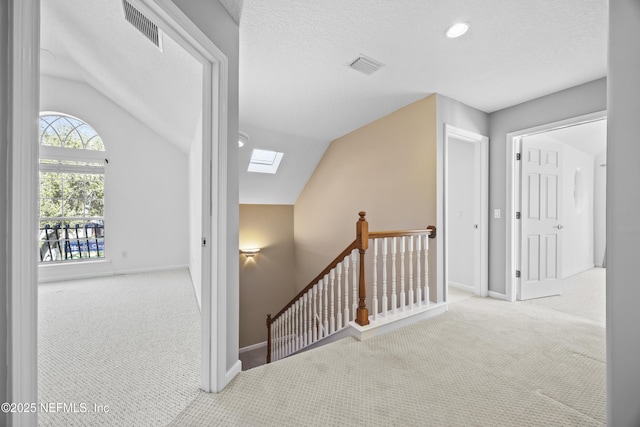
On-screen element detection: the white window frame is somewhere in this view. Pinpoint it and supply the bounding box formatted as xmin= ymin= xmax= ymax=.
xmin=38 ymin=114 xmax=107 ymax=264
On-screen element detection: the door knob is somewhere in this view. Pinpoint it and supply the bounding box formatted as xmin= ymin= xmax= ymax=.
xmin=554 ymin=224 xmax=564 ymax=229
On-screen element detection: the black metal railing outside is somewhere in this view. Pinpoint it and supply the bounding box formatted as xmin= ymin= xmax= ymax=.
xmin=39 ymin=220 xmax=105 ymax=263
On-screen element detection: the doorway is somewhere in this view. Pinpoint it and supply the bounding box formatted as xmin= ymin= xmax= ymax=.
xmin=8 ymin=0 xmax=231 ymax=419
xmin=507 ymin=113 xmax=607 ymax=301
xmin=444 ymin=125 xmax=489 ymax=300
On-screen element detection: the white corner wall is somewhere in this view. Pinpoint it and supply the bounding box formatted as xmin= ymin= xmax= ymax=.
xmin=608 ymin=0 xmax=640 ymax=424
xmin=0 ymin=1 xmax=9 ymax=421
xmin=39 ymin=75 xmax=189 ymax=282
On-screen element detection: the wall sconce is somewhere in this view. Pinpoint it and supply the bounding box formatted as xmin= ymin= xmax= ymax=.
xmin=240 ymin=248 xmax=260 ymax=258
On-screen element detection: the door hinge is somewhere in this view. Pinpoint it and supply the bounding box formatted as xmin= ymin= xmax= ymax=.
xmin=202 ymin=237 xmax=207 ymax=247
xmin=516 ymin=212 xmax=521 ymax=219
xmin=516 ymin=153 xmax=521 ymax=161
xmin=516 ymin=270 xmax=521 ymax=278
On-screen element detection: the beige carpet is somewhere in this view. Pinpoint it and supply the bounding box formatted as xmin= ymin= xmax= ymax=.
xmin=38 ymin=269 xmax=201 ymax=426
xmin=171 ymin=270 xmax=605 ymax=426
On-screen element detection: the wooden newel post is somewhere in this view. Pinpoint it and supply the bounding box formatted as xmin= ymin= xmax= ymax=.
xmin=355 ymin=211 xmax=370 ymax=326
xmin=266 ymin=314 xmax=272 ymax=364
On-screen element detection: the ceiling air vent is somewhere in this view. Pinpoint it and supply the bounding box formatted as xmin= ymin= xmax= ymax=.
xmin=122 ymin=0 xmax=163 ymax=51
xmin=348 ymin=55 xmax=385 ymax=75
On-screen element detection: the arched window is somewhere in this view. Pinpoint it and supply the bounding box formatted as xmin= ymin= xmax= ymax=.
xmin=38 ymin=113 xmax=106 ymax=263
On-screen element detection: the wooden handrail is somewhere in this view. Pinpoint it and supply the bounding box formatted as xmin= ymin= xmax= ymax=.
xmin=369 ymin=225 xmax=436 ymax=239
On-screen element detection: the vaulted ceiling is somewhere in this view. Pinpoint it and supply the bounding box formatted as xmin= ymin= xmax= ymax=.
xmin=42 ymin=0 xmax=608 ymax=204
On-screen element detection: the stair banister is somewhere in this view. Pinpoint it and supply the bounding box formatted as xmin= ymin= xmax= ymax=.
xmin=266 ymin=212 xmax=437 ymax=364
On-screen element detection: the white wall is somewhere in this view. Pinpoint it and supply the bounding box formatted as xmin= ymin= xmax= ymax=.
xmin=447 ymin=137 xmax=477 ymax=290
xmin=171 ymin=0 xmax=241 ymax=375
xmin=594 ymin=149 xmax=606 ymax=267
xmin=488 ymin=79 xmax=606 ymax=295
xmin=39 ymin=75 xmax=190 ymax=282
xmin=561 ymin=144 xmax=594 ymax=278
xmin=608 ymin=0 xmax=640 ymax=424
xmin=188 ymin=114 xmax=203 ymax=307
xmin=0 ymin=2 xmax=9 ymax=421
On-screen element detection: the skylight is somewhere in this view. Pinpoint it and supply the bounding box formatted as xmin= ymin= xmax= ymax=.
xmin=248 ymin=149 xmax=284 ymax=174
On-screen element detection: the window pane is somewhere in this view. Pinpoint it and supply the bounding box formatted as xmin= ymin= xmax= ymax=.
xmin=40 ymin=198 xmax=62 ymax=218
xmin=39 ymin=113 xmax=106 ymax=263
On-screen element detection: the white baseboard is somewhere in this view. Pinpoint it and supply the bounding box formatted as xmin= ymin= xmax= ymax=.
xmin=562 ymin=264 xmax=595 ymax=279
xmin=488 ymin=291 xmax=509 ymax=301
xmin=38 ymin=262 xmax=188 ymax=283
xmin=448 ymin=281 xmax=475 ymax=293
xmin=240 ymin=341 xmax=267 ymax=353
xmin=226 ymin=359 xmax=242 ymax=385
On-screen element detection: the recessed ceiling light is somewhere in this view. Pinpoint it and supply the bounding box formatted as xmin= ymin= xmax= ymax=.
xmin=446 ymin=22 xmax=470 ymax=38
xmin=238 ymin=131 xmax=249 ymax=147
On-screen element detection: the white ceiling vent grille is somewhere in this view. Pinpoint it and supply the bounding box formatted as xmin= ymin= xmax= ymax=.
xmin=122 ymin=0 xmax=163 ymax=51
xmin=348 ymin=55 xmax=385 ymax=75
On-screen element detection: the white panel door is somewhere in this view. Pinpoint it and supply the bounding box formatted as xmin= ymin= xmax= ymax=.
xmin=519 ymin=140 xmax=563 ymax=300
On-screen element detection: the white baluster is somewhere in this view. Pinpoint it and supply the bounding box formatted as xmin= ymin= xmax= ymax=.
xmin=424 ymin=235 xmax=430 ymax=306
xmin=289 ymin=307 xmax=294 ymax=356
xmin=285 ymin=309 xmax=290 ymax=357
xmin=343 ymin=257 xmax=350 ymax=325
xmin=323 ymin=274 xmax=329 ymax=336
xmin=279 ymin=317 xmax=284 ymax=359
xmin=373 ymin=238 xmax=379 ymax=320
xmin=391 ymin=237 xmax=397 ymax=315
xmin=351 ymin=250 xmax=357 ymax=321
xmin=303 ymin=294 xmax=308 ymax=347
xmin=400 ymin=236 xmax=406 ymax=311
xmin=318 ymin=280 xmax=324 ymax=338
xmin=335 ymin=266 xmax=342 ymax=330
xmin=291 ymin=302 xmax=295 ymax=352
xmin=308 ymin=289 xmax=313 ymax=343
xmin=312 ymin=285 xmax=318 ymax=342
xmin=328 ymin=274 xmax=335 ymax=334
xmin=416 ymin=235 xmax=422 ymax=307
xmin=408 ymin=236 xmax=414 ymax=310
xmin=272 ymin=318 xmax=277 ymax=361
xmin=382 ymin=237 xmax=388 ymax=316
xmin=275 ymin=317 xmax=280 ymax=360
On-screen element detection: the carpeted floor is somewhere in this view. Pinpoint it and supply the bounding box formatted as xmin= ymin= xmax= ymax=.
xmin=38 ymin=268 xmax=605 ymax=426
xmin=38 ymin=269 xmax=201 ymax=427
xmin=171 ymin=269 xmax=606 ymax=426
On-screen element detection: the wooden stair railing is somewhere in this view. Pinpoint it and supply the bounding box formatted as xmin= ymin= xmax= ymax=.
xmin=266 ymin=211 xmax=436 ymax=363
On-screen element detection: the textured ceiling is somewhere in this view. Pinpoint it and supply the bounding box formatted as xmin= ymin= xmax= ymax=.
xmin=237 ymin=0 xmax=607 ymax=143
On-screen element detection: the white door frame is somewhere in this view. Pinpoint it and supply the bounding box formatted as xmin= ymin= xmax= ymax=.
xmin=505 ymin=110 xmax=606 ymax=302
xmin=134 ymin=0 xmax=231 ymax=394
xmin=7 ymin=1 xmax=40 ymax=425
xmin=9 ymin=3 xmax=231 ymax=424
xmin=444 ymin=124 xmax=489 ymax=300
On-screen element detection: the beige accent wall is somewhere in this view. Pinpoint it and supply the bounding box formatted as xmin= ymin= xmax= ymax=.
xmin=239 ymin=204 xmax=297 ymax=348
xmin=294 ymin=95 xmax=438 ymax=293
